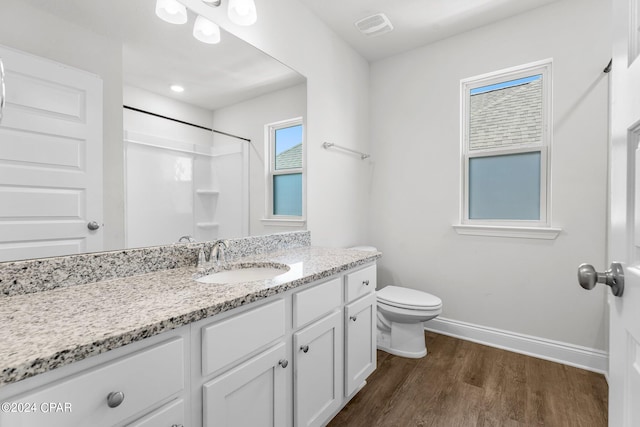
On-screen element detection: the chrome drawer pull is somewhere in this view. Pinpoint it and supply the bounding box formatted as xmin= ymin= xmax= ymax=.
xmin=106 ymin=391 xmax=125 ymax=408
xmin=300 ymin=345 xmax=309 ymax=353
xmin=279 ymin=359 xmax=289 ymax=368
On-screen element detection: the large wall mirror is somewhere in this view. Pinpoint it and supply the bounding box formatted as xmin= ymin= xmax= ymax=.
xmin=0 ymin=0 xmax=307 ymax=262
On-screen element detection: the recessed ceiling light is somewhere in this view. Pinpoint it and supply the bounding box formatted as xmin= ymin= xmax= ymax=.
xmin=170 ymin=85 xmax=185 ymax=93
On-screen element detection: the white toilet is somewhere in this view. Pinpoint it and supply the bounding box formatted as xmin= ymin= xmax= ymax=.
xmin=350 ymin=246 xmax=443 ymax=358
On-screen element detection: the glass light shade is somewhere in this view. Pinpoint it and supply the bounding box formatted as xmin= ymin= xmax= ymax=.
xmin=228 ymin=0 xmax=257 ymax=26
xmin=155 ymin=0 xmax=188 ymax=25
xmin=193 ymin=15 xmax=221 ymax=44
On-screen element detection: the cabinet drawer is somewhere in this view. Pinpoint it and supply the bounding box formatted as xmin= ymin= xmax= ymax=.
xmin=293 ymin=277 xmax=342 ymax=329
xmin=127 ymin=398 xmax=184 ymax=427
xmin=0 ymin=338 xmax=184 ymax=427
xmin=345 ymin=264 xmax=376 ymax=302
xmin=202 ymin=299 xmax=285 ymax=376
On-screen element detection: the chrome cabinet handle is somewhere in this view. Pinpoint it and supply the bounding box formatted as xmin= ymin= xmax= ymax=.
xmin=279 ymin=359 xmax=288 ymax=368
xmin=578 ymin=262 xmax=624 ymax=297
xmin=87 ymin=221 xmax=101 ymax=230
xmin=363 ymin=280 xmax=369 ymax=286
xmin=300 ymin=345 xmax=309 ymax=353
xmin=0 ymin=58 xmax=5 ymax=124
xmin=171 ymin=425 xmax=184 ymax=427
xmin=106 ymin=391 xmax=125 ymax=408
xmin=350 ymin=315 xmax=357 ymax=322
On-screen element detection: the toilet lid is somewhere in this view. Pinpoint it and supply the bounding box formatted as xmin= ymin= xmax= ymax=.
xmin=377 ymin=286 xmax=442 ymax=309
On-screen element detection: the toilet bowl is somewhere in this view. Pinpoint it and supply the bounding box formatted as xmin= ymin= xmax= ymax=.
xmin=349 ymin=246 xmax=443 ymax=359
xmin=376 ymin=285 xmax=442 ymax=358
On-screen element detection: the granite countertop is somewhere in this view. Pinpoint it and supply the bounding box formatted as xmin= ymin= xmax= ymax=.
xmin=0 ymin=246 xmax=380 ymax=388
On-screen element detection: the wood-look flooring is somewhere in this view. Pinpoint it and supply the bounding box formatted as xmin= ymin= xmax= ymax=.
xmin=329 ymin=332 xmax=608 ymax=427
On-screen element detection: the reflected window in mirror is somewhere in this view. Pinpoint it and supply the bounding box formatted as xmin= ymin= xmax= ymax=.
xmin=267 ymin=118 xmax=304 ymax=218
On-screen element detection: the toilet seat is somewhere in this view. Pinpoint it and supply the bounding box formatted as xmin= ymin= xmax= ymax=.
xmin=377 ymin=285 xmax=442 ymax=310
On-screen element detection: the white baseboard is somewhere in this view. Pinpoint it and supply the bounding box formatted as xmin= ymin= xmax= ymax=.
xmin=424 ymin=317 xmax=608 ymax=375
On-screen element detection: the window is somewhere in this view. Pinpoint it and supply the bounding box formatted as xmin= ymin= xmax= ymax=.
xmin=457 ymin=60 xmax=559 ymax=238
xmin=266 ymin=118 xmax=304 ymax=220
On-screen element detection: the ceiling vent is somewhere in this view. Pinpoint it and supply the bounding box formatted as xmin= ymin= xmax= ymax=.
xmin=354 ymin=13 xmax=394 ymax=37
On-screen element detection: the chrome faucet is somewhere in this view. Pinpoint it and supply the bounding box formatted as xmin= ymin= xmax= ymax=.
xmin=195 ymin=239 xmax=230 ymax=270
xmin=210 ymin=239 xmax=230 ymax=265
xmin=196 ymin=244 xmax=208 ymax=271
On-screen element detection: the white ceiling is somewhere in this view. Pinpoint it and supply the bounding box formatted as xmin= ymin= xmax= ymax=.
xmin=297 ymin=0 xmax=561 ymax=61
xmin=22 ymin=0 xmax=304 ymax=110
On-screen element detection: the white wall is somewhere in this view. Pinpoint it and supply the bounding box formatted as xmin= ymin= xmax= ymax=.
xmin=369 ymin=0 xmax=610 ymax=351
xmin=211 ymin=84 xmax=307 ymax=236
xmin=180 ymin=0 xmax=371 ymax=248
xmin=0 ymin=0 xmax=125 ymax=251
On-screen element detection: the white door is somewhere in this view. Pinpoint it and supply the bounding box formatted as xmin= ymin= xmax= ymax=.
xmin=0 ymin=45 xmax=103 ymax=262
xmin=606 ymin=0 xmax=640 ymax=425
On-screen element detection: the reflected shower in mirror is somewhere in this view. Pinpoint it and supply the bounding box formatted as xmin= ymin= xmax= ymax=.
xmin=0 ymin=0 xmax=307 ymax=262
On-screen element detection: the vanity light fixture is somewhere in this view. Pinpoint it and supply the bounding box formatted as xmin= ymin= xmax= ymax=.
xmin=170 ymin=84 xmax=185 ymax=93
xmin=202 ymin=0 xmax=258 ymax=27
xmin=155 ymin=0 xmax=188 ymax=25
xmin=227 ymin=0 xmax=257 ymax=26
xmin=155 ymin=0 xmax=256 ymax=45
xmin=193 ymin=15 xmax=221 ymax=44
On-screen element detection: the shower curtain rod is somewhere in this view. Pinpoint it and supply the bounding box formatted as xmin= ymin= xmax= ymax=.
xmin=123 ymin=105 xmax=251 ymax=142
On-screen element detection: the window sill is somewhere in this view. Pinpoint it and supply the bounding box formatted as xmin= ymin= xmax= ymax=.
xmin=261 ymin=218 xmax=306 ymax=228
xmin=452 ymin=224 xmax=562 ymax=240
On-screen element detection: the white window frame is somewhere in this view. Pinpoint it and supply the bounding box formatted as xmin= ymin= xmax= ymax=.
xmin=454 ymin=59 xmax=561 ymax=239
xmin=264 ymin=117 xmax=306 ymax=225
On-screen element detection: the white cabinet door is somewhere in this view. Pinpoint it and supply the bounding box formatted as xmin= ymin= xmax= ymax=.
xmin=294 ymin=310 xmax=343 ymax=427
xmin=344 ymin=292 xmax=376 ymax=397
xmin=203 ymin=343 xmax=288 ymax=427
xmin=0 ymin=45 xmax=103 ymax=261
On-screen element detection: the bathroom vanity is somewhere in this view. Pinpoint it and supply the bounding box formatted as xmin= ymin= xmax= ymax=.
xmin=0 ymin=232 xmax=380 ymax=427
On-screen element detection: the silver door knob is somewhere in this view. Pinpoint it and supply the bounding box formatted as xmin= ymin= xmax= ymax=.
xmin=87 ymin=221 xmax=101 ymax=230
xmin=300 ymin=345 xmax=309 ymax=353
xmin=278 ymin=359 xmax=288 ymax=368
xmin=106 ymin=391 xmax=125 ymax=408
xmin=577 ymin=262 xmax=624 ymax=297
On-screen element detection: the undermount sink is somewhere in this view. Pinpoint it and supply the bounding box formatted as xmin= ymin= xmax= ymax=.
xmin=195 ymin=263 xmax=290 ymax=284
